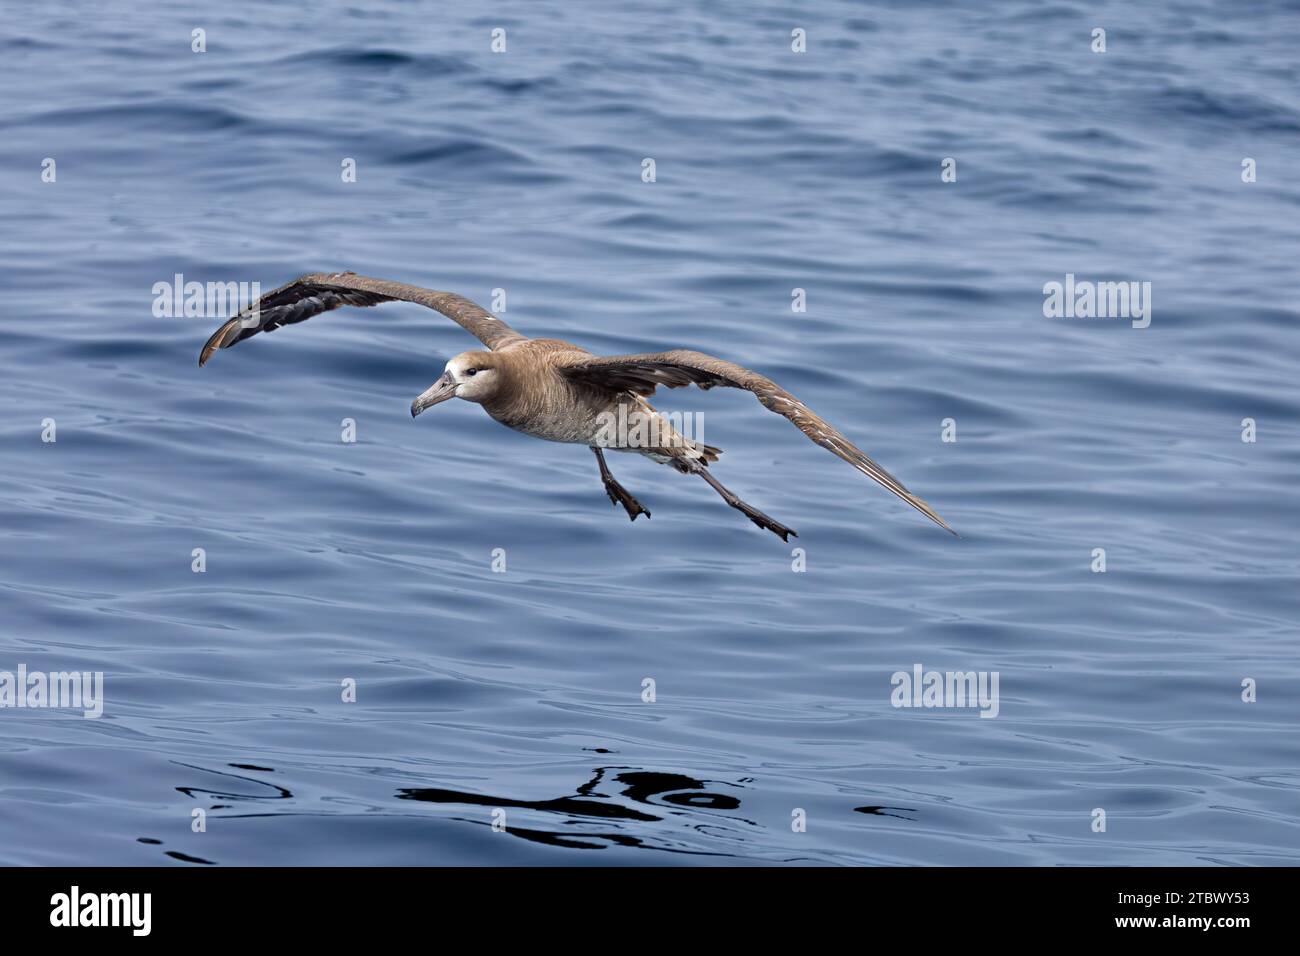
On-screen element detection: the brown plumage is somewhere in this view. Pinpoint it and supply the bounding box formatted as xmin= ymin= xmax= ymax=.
xmin=199 ymin=272 xmax=956 ymax=541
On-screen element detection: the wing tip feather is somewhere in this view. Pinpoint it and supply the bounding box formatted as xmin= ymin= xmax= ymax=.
xmin=908 ymin=493 xmax=958 ymax=536
xmin=198 ymin=318 xmax=240 ymax=367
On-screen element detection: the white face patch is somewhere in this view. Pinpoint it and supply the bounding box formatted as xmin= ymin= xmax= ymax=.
xmin=445 ymin=354 xmax=497 ymax=401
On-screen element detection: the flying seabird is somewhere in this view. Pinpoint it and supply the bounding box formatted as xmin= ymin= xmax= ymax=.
xmin=199 ymin=272 xmax=955 ymax=541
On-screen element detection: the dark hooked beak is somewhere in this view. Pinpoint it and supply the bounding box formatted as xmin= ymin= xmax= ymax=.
xmin=410 ymin=372 xmax=458 ymax=417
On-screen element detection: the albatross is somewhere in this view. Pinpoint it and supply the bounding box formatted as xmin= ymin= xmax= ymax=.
xmin=199 ymin=272 xmax=955 ymax=541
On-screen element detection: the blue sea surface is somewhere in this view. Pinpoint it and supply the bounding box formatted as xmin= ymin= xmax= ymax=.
xmin=1 ymin=0 xmax=1298 ymax=865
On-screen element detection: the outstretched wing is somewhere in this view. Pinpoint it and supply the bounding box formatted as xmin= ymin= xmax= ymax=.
xmin=198 ymin=272 xmax=527 ymax=366
xmin=560 ymin=350 xmax=956 ymax=534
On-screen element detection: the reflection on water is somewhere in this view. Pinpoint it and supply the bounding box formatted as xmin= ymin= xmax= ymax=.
xmin=137 ymin=761 xmax=919 ymax=863
xmin=174 ymin=762 xmax=292 ymax=803
xmin=400 ymin=767 xmax=751 ymax=854
xmin=854 ymin=806 xmax=916 ymax=821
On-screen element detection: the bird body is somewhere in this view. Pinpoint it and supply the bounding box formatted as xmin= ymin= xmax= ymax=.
xmin=200 ymin=272 xmax=955 ymax=541
xmin=447 ymin=343 xmax=713 ymax=464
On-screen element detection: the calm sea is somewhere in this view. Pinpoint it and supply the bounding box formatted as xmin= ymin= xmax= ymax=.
xmin=1 ymin=0 xmax=1298 ymax=865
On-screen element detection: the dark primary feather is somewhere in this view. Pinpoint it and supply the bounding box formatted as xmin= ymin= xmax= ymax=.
xmin=198 ymin=272 xmax=525 ymax=366
xmin=560 ymin=350 xmax=957 ymax=534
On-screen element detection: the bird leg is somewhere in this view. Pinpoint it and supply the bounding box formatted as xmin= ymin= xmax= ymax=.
xmin=591 ymin=447 xmax=651 ymax=521
xmin=692 ymin=465 xmax=797 ymax=542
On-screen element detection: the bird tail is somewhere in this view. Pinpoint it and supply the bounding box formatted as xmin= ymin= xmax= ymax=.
xmin=694 ymin=442 xmax=722 ymax=463
xmin=665 ymin=441 xmax=722 ymax=474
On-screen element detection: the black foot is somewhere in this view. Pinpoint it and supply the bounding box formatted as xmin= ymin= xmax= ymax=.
xmin=603 ymin=477 xmax=651 ymax=521
xmin=734 ymin=502 xmax=797 ymax=541
xmin=690 ymin=463 xmax=796 ymax=542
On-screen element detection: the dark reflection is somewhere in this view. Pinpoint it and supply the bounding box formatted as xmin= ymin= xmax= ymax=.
xmin=173 ymin=761 xmax=293 ymax=802
xmin=164 ymin=850 xmax=216 ymax=865
xmin=399 ymin=767 xmax=742 ymax=821
xmin=604 ymin=771 xmax=741 ymax=811
xmin=137 ymin=836 xmax=214 ymax=865
xmin=497 ymin=827 xmax=649 ymax=851
xmin=853 ymin=804 xmax=916 ymax=821
xmin=152 ymin=760 xmax=913 ymax=862
xmin=399 ymin=766 xmax=748 ymax=853
xmin=141 ymin=761 xmax=296 ymax=867
xmin=401 ymin=783 xmax=659 ymax=821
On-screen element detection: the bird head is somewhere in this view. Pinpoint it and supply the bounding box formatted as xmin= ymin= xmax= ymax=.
xmin=410 ymin=351 xmax=500 ymax=415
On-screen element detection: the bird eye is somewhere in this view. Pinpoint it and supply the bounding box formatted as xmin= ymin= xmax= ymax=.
xmin=466 ymin=368 xmax=478 ymax=377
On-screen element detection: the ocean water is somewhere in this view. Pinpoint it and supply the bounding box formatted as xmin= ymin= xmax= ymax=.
xmin=1 ymin=0 xmax=1298 ymax=866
